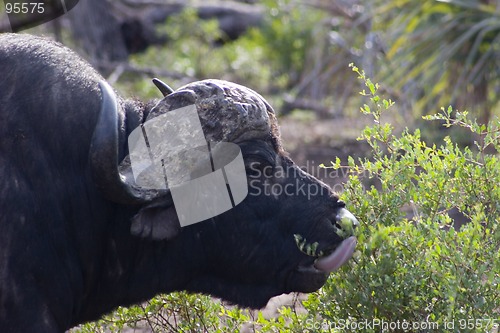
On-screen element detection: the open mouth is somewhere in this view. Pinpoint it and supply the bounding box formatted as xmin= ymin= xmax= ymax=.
xmin=294 ymin=234 xmax=357 ymax=273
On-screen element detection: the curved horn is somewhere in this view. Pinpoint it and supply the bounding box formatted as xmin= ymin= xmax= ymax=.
xmin=152 ymin=78 xmax=174 ymax=96
xmin=90 ymin=81 xmax=165 ymax=204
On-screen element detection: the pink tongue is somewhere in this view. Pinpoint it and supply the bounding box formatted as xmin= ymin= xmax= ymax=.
xmin=314 ymin=236 xmax=357 ymax=273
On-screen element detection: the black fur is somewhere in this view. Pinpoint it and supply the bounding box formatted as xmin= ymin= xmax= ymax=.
xmin=0 ymin=34 xmax=346 ymax=332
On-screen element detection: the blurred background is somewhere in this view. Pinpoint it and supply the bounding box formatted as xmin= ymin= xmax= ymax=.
xmin=2 ymin=0 xmax=500 ymax=186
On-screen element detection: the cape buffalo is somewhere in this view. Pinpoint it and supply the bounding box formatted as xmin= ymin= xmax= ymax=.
xmin=0 ymin=33 xmax=358 ymax=332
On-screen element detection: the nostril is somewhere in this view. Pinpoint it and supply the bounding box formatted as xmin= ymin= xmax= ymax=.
xmin=333 ymin=221 xmax=342 ymax=229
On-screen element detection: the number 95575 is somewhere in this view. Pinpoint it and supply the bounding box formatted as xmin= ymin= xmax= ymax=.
xmin=5 ymin=2 xmax=44 ymax=14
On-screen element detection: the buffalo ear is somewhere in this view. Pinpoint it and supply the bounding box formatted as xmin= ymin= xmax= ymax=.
xmin=131 ymin=202 xmax=180 ymax=240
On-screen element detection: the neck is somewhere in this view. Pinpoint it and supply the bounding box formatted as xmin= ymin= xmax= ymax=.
xmin=77 ymin=207 xmax=206 ymax=324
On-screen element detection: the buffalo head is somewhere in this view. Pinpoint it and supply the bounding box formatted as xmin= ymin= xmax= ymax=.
xmin=91 ymin=79 xmax=358 ymax=308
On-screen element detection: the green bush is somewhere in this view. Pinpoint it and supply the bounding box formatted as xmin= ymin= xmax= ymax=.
xmin=74 ymin=66 xmax=499 ymax=332
xmin=306 ymin=64 xmax=500 ymax=333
